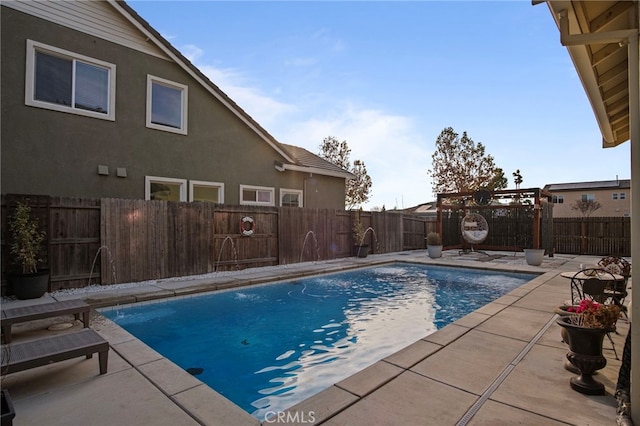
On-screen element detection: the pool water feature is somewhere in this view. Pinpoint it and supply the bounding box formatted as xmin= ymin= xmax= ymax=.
xmin=102 ymin=263 xmax=536 ymax=419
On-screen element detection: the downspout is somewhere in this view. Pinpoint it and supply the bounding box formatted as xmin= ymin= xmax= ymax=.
xmin=557 ymin=9 xmax=640 ymax=423
xmin=303 ymin=173 xmax=312 ymax=208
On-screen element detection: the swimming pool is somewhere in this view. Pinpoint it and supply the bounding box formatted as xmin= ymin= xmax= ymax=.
xmin=101 ymin=263 xmax=536 ymax=419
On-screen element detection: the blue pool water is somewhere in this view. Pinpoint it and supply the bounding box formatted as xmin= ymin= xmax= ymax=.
xmin=102 ymin=263 xmax=536 ymax=419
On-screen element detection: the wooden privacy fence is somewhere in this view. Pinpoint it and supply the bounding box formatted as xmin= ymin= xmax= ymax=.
xmin=1 ymin=195 xmax=631 ymax=294
xmin=279 ymin=208 xmax=354 ymax=263
xmin=554 ymin=217 xmax=631 ymax=257
xmin=1 ymin=196 xmax=436 ymax=293
xmin=1 ymin=195 xmax=101 ymax=291
xmin=100 ymin=204 xmax=432 ymax=286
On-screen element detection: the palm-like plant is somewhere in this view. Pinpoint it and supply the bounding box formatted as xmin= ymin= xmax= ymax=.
xmin=9 ymin=202 xmax=46 ymax=274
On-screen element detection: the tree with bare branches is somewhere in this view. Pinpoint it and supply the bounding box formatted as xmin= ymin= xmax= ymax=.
xmin=319 ymin=136 xmax=372 ymax=209
xmin=429 ymin=127 xmax=505 ymax=195
xmin=319 ymin=136 xmax=351 ymax=171
xmin=571 ymin=199 xmax=602 ymax=217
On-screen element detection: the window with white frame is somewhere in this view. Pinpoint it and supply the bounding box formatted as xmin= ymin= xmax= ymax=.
xmin=613 ymin=192 xmax=627 ymax=200
xmin=190 ymin=180 xmax=224 ymax=203
xmin=581 ymin=194 xmax=596 ymax=202
xmin=145 ymin=176 xmax=187 ymax=201
xmin=146 ymin=75 xmax=188 ymax=134
xmin=240 ymin=185 xmax=274 ymax=206
xmin=552 ymin=195 xmax=564 ymax=204
xmin=25 ymin=40 xmax=116 ymax=120
xmin=280 ymin=189 xmax=303 ymax=207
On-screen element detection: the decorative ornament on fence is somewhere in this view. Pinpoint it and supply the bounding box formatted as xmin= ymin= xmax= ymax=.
xmin=241 ymin=216 xmax=255 ymax=236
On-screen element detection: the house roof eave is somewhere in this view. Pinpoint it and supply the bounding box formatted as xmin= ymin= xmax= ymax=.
xmin=542 ymin=0 xmax=639 ymax=148
xmin=281 ymin=164 xmax=355 ymax=180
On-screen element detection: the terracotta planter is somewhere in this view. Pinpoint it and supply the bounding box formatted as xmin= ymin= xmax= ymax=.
xmin=556 ymin=317 xmax=612 ymax=395
xmin=9 ymin=269 xmax=49 ymax=299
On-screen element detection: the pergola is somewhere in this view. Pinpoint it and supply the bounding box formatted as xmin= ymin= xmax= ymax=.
xmin=535 ymin=0 xmax=639 ymax=422
xmin=435 ymin=188 xmax=554 ymax=253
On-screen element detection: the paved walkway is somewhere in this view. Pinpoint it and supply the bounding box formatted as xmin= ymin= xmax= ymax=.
xmin=1 ymin=251 xmax=631 ymax=425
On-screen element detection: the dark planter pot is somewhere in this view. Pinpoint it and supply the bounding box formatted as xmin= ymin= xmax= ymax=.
xmin=9 ymin=270 xmax=49 ymax=300
xmin=353 ymin=245 xmax=369 ymax=258
xmin=556 ymin=317 xmax=612 ymax=395
xmin=553 ymin=306 xmax=581 ymax=373
xmin=1 ymin=389 xmax=15 ymax=426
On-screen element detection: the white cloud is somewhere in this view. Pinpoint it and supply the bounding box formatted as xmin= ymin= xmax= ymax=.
xmin=284 ymin=57 xmax=319 ymax=67
xmin=181 ymin=44 xmax=204 ymax=63
xmin=276 ymin=104 xmax=433 ymax=209
xmin=196 ymin=64 xmax=296 ymax=128
xmin=186 ymin=45 xmax=432 ymax=209
xmin=311 ymin=27 xmax=346 ymax=53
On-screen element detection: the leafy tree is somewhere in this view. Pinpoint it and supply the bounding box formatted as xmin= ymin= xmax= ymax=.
xmin=571 ymin=199 xmax=602 ymax=217
xmin=488 ymin=168 xmax=508 ymax=192
xmin=347 ymin=160 xmax=372 ymax=209
xmin=429 ymin=127 xmax=505 ymax=194
xmin=319 ymin=136 xmax=372 ymax=209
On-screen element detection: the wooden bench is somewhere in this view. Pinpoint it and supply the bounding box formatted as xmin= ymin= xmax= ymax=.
xmin=1 ymin=300 xmax=90 ymax=344
xmin=1 ymin=329 xmax=108 ymax=375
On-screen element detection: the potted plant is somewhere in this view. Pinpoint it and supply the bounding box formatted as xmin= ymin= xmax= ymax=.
xmin=426 ymin=232 xmax=442 ymax=259
xmin=7 ymin=201 xmax=49 ymax=299
xmin=556 ymin=299 xmax=621 ymax=395
xmin=518 ymin=232 xmax=545 ymax=266
xmin=352 ymin=209 xmax=368 ymax=258
xmin=523 ymin=248 xmax=545 ymax=266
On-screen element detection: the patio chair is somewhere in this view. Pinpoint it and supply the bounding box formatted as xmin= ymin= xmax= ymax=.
xmin=569 ymin=268 xmax=617 ymax=305
xmin=598 ymin=256 xmax=631 ymax=314
xmin=581 ymin=278 xmax=608 ymax=303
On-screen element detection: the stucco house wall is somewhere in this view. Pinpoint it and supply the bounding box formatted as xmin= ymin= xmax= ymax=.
xmin=544 ymin=180 xmax=631 ymax=218
xmin=1 ymin=1 xmax=350 ymax=209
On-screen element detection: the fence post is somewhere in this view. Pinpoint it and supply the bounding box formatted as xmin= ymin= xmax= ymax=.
xmin=580 ymin=220 xmax=587 ymax=254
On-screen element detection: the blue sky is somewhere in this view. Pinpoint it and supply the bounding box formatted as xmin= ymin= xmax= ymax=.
xmin=130 ymin=1 xmax=631 ymax=210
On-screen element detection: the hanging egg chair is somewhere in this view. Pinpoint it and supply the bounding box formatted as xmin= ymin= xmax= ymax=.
xmin=461 ymin=213 xmax=489 ymax=245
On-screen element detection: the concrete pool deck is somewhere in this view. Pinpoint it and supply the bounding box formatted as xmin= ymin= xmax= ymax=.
xmin=1 ymin=250 xmax=631 ymax=425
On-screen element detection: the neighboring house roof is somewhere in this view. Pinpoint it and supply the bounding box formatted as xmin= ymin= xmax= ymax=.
xmin=397 ymin=202 xmax=438 ymax=215
xmin=110 ymin=0 xmax=347 ymax=180
xmin=544 ymin=179 xmax=631 ymax=192
xmin=279 ymin=144 xmax=355 ymax=180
